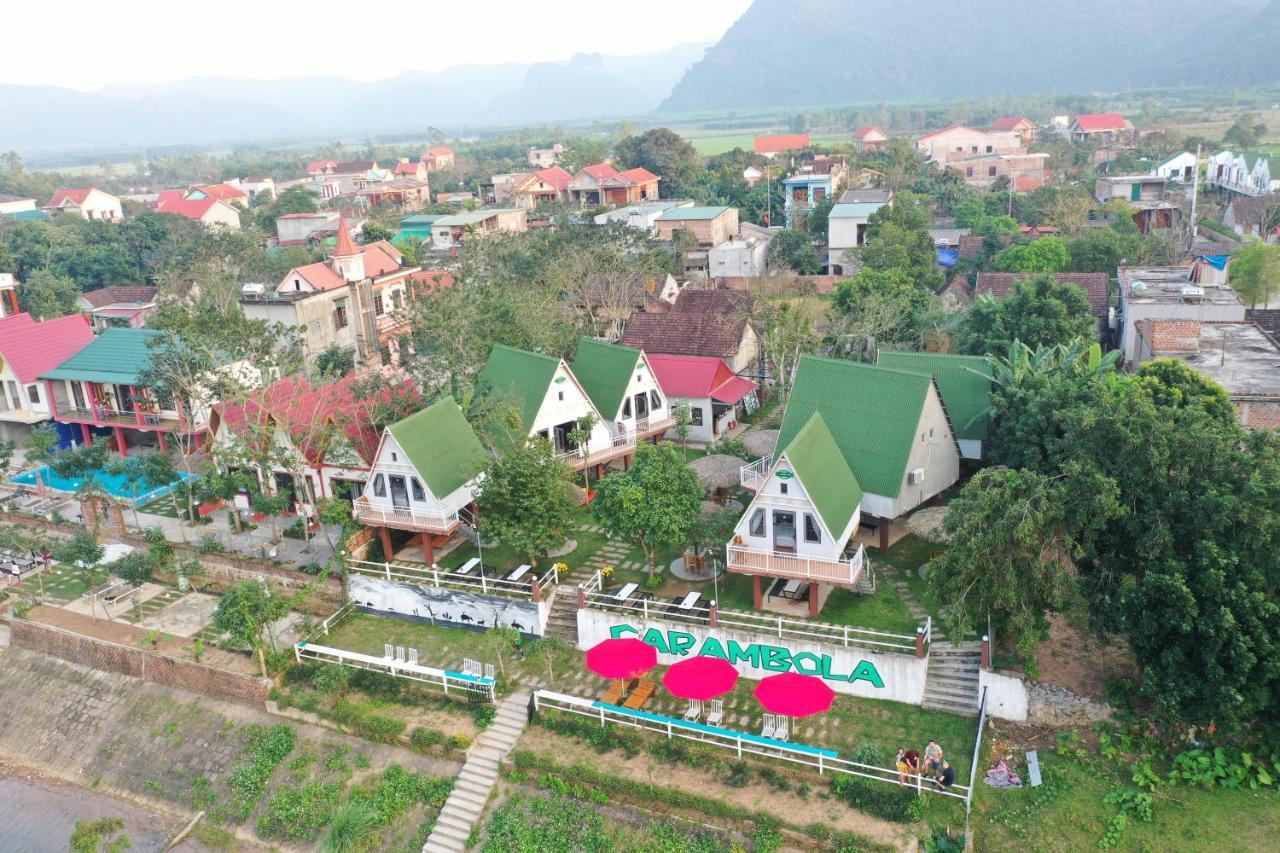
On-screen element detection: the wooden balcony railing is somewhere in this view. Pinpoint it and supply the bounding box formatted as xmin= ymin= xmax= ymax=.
xmin=352 ymin=495 xmax=462 ymax=533
xmin=726 ymin=542 xmax=866 ymax=587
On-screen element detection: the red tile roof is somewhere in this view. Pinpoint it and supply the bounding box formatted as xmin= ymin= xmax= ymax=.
xmin=853 ymin=125 xmax=887 ymax=139
xmin=990 ymin=116 xmax=1032 ymax=131
xmin=524 ymin=166 xmax=572 ymax=192
xmin=427 ymin=147 xmax=453 ymax=156
xmin=618 ymin=167 xmax=659 ymax=184
xmin=0 ymin=312 xmax=95 ymax=384
xmin=335 ymin=217 xmax=358 ymax=257
xmin=915 ymin=124 xmax=971 ymax=141
xmin=646 ymin=354 xmax=757 ymax=403
xmin=155 ymin=196 xmax=223 ymax=221
xmin=306 ymin=160 xmax=338 ymax=173
xmin=393 ymin=162 xmax=422 ymax=175
xmin=975 ymin=271 xmax=1111 ymax=320
xmin=409 ymin=270 xmax=455 ymax=294
xmin=581 ymin=163 xmax=619 ymax=180
xmin=1073 ymin=113 xmax=1126 ymax=132
xmin=80 ymin=286 xmax=158 ymax=308
xmin=195 ymin=183 xmax=247 ymax=202
xmin=46 ymin=188 xmax=95 ymax=207
xmin=620 ymin=289 xmax=754 ymax=359
xmin=754 ymin=133 xmax=810 ymax=154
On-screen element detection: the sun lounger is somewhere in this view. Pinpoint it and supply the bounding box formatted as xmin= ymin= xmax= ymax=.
xmin=623 ymin=677 xmax=656 ymax=710
xmin=454 ymin=557 xmax=481 ymax=575
xmin=678 ymin=591 xmax=701 ymax=610
xmin=611 ymin=582 xmax=638 ymax=606
xmin=602 ymin=680 xmax=626 ymax=705
xmin=506 ymin=564 xmax=532 ymax=582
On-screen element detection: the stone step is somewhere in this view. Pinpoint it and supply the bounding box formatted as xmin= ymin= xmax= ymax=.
xmin=433 ymin=813 xmax=475 ymax=836
xmin=455 ymin=778 xmax=493 ymax=798
xmin=925 ymin=686 xmax=979 ymax=705
xmin=922 ymin=698 xmax=979 ymax=717
xmin=450 ymin=789 xmax=488 ymax=810
xmin=930 ymin=668 xmax=979 ymax=681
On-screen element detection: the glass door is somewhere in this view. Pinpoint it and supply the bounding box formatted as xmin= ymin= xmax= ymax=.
xmin=772 ymin=510 xmax=796 ymax=553
xmin=388 ymin=475 xmax=410 ymax=510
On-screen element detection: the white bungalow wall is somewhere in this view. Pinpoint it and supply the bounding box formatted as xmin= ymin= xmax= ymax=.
xmin=362 ymin=430 xmax=478 ymax=515
xmin=600 ymin=352 xmax=669 ymax=437
xmin=731 ymin=452 xmax=861 ymax=562
xmin=530 ymin=362 xmax=612 ymax=453
xmin=860 ymin=382 xmax=960 ymax=520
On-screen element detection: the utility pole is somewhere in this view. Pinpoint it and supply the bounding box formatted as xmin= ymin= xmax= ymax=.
xmin=1190 ymin=143 xmax=1201 ymax=241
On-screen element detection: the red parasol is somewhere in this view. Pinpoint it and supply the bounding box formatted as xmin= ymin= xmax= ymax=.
xmin=662 ymin=656 xmax=739 ymax=701
xmin=586 ymin=637 xmax=657 ymax=680
xmin=753 ymin=672 xmax=836 ymax=718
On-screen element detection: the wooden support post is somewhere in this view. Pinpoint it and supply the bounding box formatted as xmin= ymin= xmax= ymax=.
xmin=421 ymin=533 xmax=434 ymax=564
xmin=916 ymin=626 xmax=926 ymax=659
xmin=809 ymin=582 xmax=820 ymax=617
xmin=156 ymin=431 xmax=169 ymax=454
xmin=379 ymin=526 xmax=394 ymax=562
xmin=752 ymin=575 xmax=763 ymax=609
xmin=80 ymin=423 xmax=93 ymax=446
xmin=878 ymin=517 xmax=890 ymax=551
xmin=981 ymin=634 xmax=991 ymax=670
xmin=113 ymin=427 xmax=128 ymax=456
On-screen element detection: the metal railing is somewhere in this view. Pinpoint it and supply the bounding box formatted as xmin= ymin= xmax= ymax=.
xmin=295 ymin=639 xmax=496 ymax=701
xmin=58 ymin=405 xmax=187 ymax=430
xmin=1206 ymin=176 xmax=1263 ymax=197
xmin=554 ymin=431 xmax=640 ymax=467
xmin=726 ymin=542 xmax=867 ymax=586
xmin=740 ymin=455 xmax=772 ymax=490
xmin=351 ymin=495 xmax=462 ymax=533
xmin=578 ymin=569 xmax=919 ymax=654
xmin=347 ymin=558 xmax=558 ymax=601
xmin=533 ymin=689 xmax=967 ymax=800
xmin=966 ymin=686 xmax=989 ymax=816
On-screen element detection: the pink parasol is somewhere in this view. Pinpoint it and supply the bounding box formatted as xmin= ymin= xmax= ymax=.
xmin=662 ymin=656 xmax=739 ymax=701
xmin=586 ymin=637 xmax=657 ymax=680
xmin=753 ymin=672 xmax=836 ymax=718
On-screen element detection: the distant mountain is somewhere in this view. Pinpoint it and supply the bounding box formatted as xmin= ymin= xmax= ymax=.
xmin=2 ymin=43 xmax=709 ymax=154
xmin=660 ymin=0 xmax=1272 ymax=113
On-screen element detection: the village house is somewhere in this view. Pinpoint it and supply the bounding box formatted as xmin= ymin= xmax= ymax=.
xmin=303 ymin=160 xmax=390 ymax=200
xmin=734 ymin=356 xmax=960 ymax=616
xmin=571 ymin=338 xmax=674 ymax=464
xmin=782 ymin=156 xmax=847 ymax=227
xmin=392 ymin=158 xmax=429 ymax=181
xmin=39 ymin=327 xmax=244 ymax=455
xmin=952 ymin=151 xmax=1050 ymax=191
xmin=423 ymin=147 xmax=455 ymax=171
xmin=527 ymin=143 xmax=565 ymax=169
xmin=1094 ymin=175 xmax=1183 ymax=234
xmin=1223 ymin=194 xmax=1280 ymax=241
xmin=876 ymin=351 xmax=992 ymax=459
xmin=211 ymin=372 xmax=417 ymax=523
xmin=1152 ymin=152 xmax=1197 ymax=183
xmin=0 ymin=194 xmax=38 ymax=217
xmin=708 ymin=223 xmax=776 ymax=278
xmin=653 ymin=205 xmax=739 ymax=247
xmin=975 ymin=271 xmax=1112 ymax=338
xmin=242 ymin=219 xmax=418 ymax=367
xmin=0 ymin=274 xmax=20 ymax=318
xmin=392 ymin=214 xmax=444 ymax=245
xmin=154 ymin=191 xmax=243 ymax=229
xmin=76 ymin=285 xmax=159 ymax=331
xmin=0 ymin=312 xmax=95 ymax=440
xmin=356 ymin=178 xmax=431 ymax=211
xmin=429 ymin=209 xmax=527 ymax=249
xmin=435 ymin=191 xmax=475 ymax=205
xmin=352 ymin=396 xmax=488 ymax=564
xmin=827 ymin=189 xmax=892 ymax=271
xmin=1067 ymin=113 xmax=1132 ymax=145
xmin=913 ymin=126 xmax=1022 ymax=163
xmin=1116 ymin=265 xmax=1247 ymax=365
xmin=989 ymin=116 xmax=1037 ymax=144
xmin=754 ymin=133 xmax=810 ymax=159
xmin=44 ymin=187 xmax=123 ymax=222
xmin=1131 ymin=319 xmax=1280 ymax=430
xmin=475 ymin=344 xmax=616 ymax=471
xmin=620 ymin=288 xmax=761 ymax=376
xmin=851 ymin=126 xmax=889 ymax=151
xmin=490 ymin=167 xmax=572 ymax=208
xmin=593 ymin=199 xmax=695 ymax=230
xmin=646 ymin=354 xmax=758 ymax=444
xmin=742 ymin=166 xmax=763 ymax=186
xmin=226 ymin=176 xmax=276 ymax=200
xmin=275 ymin=211 xmax=348 ymax=246
xmin=568 ymin=163 xmax=661 ymax=206
xmin=1205 ymin=150 xmax=1255 ymax=194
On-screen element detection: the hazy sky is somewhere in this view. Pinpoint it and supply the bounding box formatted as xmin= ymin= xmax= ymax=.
xmin=8 ymin=0 xmax=752 ymax=91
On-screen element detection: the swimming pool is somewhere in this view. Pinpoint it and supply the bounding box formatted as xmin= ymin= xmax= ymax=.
xmin=11 ymin=465 xmax=194 ymax=507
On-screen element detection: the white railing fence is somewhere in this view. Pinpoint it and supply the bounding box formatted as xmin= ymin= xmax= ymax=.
xmin=346 ymin=558 xmax=557 ymax=601
xmin=295 ymin=639 xmax=496 ymax=701
xmin=725 ymin=542 xmax=866 ymax=586
xmin=739 ymin=455 xmax=772 ymax=489
xmin=533 ymin=689 xmax=967 ymax=801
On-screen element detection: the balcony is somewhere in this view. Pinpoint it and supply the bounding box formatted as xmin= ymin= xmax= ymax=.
xmin=352 ymin=495 xmax=462 ymax=534
xmin=740 ymin=455 xmax=771 ymax=491
xmin=1206 ymin=176 xmax=1263 ymax=197
xmin=57 ymin=406 xmax=187 ymax=432
xmin=726 ymin=542 xmax=867 ymax=587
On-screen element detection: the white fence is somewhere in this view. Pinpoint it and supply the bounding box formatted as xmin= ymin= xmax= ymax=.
xmin=347 ymin=558 xmax=558 ymax=601
xmin=579 ymin=569 xmax=919 ymax=654
xmin=294 ymin=639 xmax=496 ymax=701
xmin=533 ymin=689 xmax=968 ymax=801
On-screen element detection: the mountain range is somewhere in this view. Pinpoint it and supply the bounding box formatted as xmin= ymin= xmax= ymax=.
xmin=661 ymin=0 xmax=1280 ymax=112
xmin=1 ymin=44 xmax=709 ymax=154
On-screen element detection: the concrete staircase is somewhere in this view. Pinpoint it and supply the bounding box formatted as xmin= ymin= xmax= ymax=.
xmin=423 ymin=690 xmax=530 ymax=852
xmin=543 ymin=588 xmax=579 ymax=644
xmin=923 ymin=642 xmax=982 ymax=716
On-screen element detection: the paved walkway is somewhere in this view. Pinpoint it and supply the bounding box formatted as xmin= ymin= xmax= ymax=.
xmin=423 ymin=691 xmax=530 ymax=852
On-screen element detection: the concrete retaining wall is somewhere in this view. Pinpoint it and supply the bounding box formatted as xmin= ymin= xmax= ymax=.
xmin=577 ymin=607 xmax=927 ymax=704
xmin=10 ymin=620 xmax=271 ymax=706
xmin=979 ymin=669 xmax=1029 ymax=722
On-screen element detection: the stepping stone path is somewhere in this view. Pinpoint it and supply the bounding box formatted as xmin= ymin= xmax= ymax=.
xmin=423 ymin=690 xmax=531 ymax=852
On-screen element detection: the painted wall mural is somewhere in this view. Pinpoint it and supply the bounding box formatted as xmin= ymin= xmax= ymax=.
xmin=348 ymin=574 xmax=544 ymax=637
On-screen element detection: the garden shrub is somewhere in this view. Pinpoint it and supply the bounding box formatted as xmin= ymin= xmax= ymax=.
xmin=830 ymin=775 xmax=923 ymax=823
xmin=225 ymin=724 xmax=297 ymax=821
xmin=411 ymin=727 xmax=445 ymax=752
xmin=256 ymin=780 xmax=341 ymax=840
xmin=312 ymin=664 xmax=351 ymax=696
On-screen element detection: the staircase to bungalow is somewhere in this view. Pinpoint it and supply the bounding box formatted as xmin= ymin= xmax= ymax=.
xmin=423 ymin=690 xmax=531 ymax=852
xmin=923 ymin=642 xmax=982 ymax=716
xmin=543 ymin=587 xmax=579 ymax=645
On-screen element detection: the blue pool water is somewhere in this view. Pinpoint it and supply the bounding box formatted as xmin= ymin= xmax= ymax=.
xmin=11 ymin=465 xmax=193 ymax=507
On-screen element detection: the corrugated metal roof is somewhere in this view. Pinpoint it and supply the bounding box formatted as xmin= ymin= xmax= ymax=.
xmin=387 ymin=398 xmax=488 ymax=498
xmin=40 ymin=327 xmax=163 ymax=385
xmin=829 ymin=202 xmax=886 ymax=219
xmin=779 ymin=412 xmax=861 ymax=536
xmin=877 ymin=351 xmax=992 ymax=442
xmin=571 ymin=338 xmax=640 ymax=420
xmin=655 ymin=206 xmax=732 ymax=221
xmin=778 ymin=356 xmax=932 ymax=499
xmin=477 ymin=344 xmax=561 ymax=432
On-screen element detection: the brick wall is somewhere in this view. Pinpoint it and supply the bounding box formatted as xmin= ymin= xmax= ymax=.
xmin=11 ymin=620 xmax=270 ymax=706
xmin=1236 ymin=398 xmax=1280 ymax=430
xmin=1150 ymin=319 xmax=1202 ymax=352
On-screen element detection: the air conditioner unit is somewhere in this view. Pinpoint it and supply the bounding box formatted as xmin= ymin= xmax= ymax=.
xmin=908 ymin=468 xmax=925 ymax=485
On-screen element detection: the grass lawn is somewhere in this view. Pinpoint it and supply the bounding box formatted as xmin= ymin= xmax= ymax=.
xmin=9 ymin=564 xmax=110 ymax=603
xmin=715 ymin=572 xmax=920 ymax=635
xmin=869 ymin=534 xmax=946 ymax=614
xmin=970 ymin=743 xmax=1280 ymax=852
xmin=435 ymin=506 xmax=612 ymax=575
xmin=136 ymin=493 xmax=180 ymax=517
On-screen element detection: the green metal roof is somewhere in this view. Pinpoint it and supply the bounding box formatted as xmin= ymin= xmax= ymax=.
xmin=401 ymin=214 xmax=445 ymax=226
xmin=387 ymin=397 xmax=487 ymax=498
xmin=876 ymin=351 xmax=992 ymax=442
xmin=40 ymin=327 xmax=164 ymax=385
xmin=477 ymin=344 xmax=561 ymax=432
xmin=777 ymin=355 xmax=933 ymax=499
xmin=434 ymin=209 xmax=519 ymax=227
xmin=3 ymin=209 xmax=50 ymax=221
xmin=654 ymin=206 xmax=731 ymax=221
xmin=778 ymin=412 xmax=862 ymax=536
xmin=570 ymin=338 xmax=640 ymax=419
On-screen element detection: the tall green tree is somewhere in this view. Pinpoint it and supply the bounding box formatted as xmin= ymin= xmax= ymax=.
xmin=212 ymin=580 xmax=289 ymax=677
xmin=592 ymin=443 xmax=704 ymax=580
xmin=957 ymin=274 xmax=1095 ymax=356
xmin=476 ymin=437 xmax=576 ymax=567
xmin=992 ymin=237 xmax=1071 ymax=273
xmin=17 ymin=269 xmax=81 ymax=320
xmin=613 ymin=128 xmax=702 ymax=199
xmin=1228 ymin=240 xmax=1280 ymax=309
xmin=766 ymin=229 xmax=820 ymax=274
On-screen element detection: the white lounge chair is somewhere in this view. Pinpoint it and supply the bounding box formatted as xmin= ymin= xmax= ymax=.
xmin=773 ymin=717 xmax=789 ymax=741
xmin=760 ymin=713 xmax=776 ymax=739
xmin=684 ymin=700 xmax=702 ymax=722
xmin=706 ymin=699 xmax=724 ymax=727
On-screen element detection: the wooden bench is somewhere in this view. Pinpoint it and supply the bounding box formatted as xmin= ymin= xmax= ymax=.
xmin=623 ymin=677 xmax=656 ymax=710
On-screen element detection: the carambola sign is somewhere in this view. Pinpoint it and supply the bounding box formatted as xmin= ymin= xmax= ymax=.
xmin=609 ymin=623 xmax=884 ymax=688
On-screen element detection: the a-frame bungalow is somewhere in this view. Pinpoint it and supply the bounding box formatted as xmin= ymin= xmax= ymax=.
xmin=569 ymin=338 xmax=674 ymax=475
xmin=876 ymin=351 xmax=993 ymax=460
